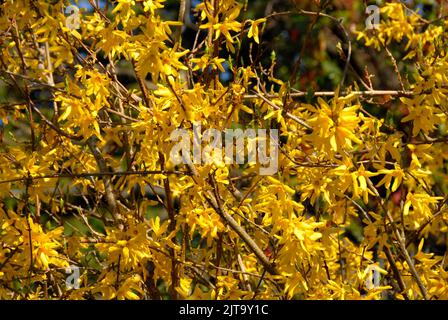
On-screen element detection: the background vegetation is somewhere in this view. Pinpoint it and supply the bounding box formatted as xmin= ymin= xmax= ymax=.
xmin=0 ymin=0 xmax=447 ymax=300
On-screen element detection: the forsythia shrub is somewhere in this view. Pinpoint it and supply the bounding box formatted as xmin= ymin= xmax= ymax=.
xmin=0 ymin=0 xmax=447 ymax=300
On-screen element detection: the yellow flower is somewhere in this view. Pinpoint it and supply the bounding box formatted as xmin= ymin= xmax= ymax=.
xmin=143 ymin=0 xmax=165 ymax=15
xmin=117 ymin=275 xmax=144 ymax=300
xmin=351 ymin=164 xmax=377 ymax=204
xmin=247 ymin=18 xmax=266 ymax=44
xmin=376 ymin=165 xmax=405 ymax=192
xmin=191 ymin=55 xmax=226 ymax=73
xmin=198 ymin=2 xmax=242 ymax=52
xmin=307 ymin=95 xmax=362 ymax=154
xmin=400 ymin=96 xmax=442 ymax=136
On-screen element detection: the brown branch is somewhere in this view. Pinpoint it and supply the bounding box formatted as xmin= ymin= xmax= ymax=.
xmin=174 ymin=0 xmax=187 ymax=44
xmin=11 ymin=19 xmax=36 ymax=152
xmin=253 ymin=91 xmax=312 ymax=130
xmin=0 ymin=170 xmax=189 ymax=185
xmin=365 ymin=175 xmax=429 ymax=299
xmin=375 ymin=33 xmax=406 ymax=91
xmin=181 ymin=156 xmax=278 ymax=275
xmin=298 ymin=9 xmax=352 ymax=88
xmin=86 ymin=136 xmax=120 ymax=221
xmin=244 ymin=90 xmax=414 ymax=100
xmin=131 ymin=60 xmax=153 ymax=111
xmin=237 ymin=253 xmax=252 ymax=291
xmin=204 ymin=171 xmax=278 ymax=275
xmin=159 ymin=152 xmax=179 ymax=299
xmin=384 ymin=245 xmax=409 ymax=299
xmin=289 ymin=7 xmax=322 ymax=86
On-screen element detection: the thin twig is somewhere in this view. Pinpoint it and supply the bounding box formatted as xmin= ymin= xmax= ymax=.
xmin=0 ymin=170 xmax=189 ymax=185
xmin=244 ymin=90 xmax=414 ymax=100
xmin=252 ymin=90 xmax=312 ymax=130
